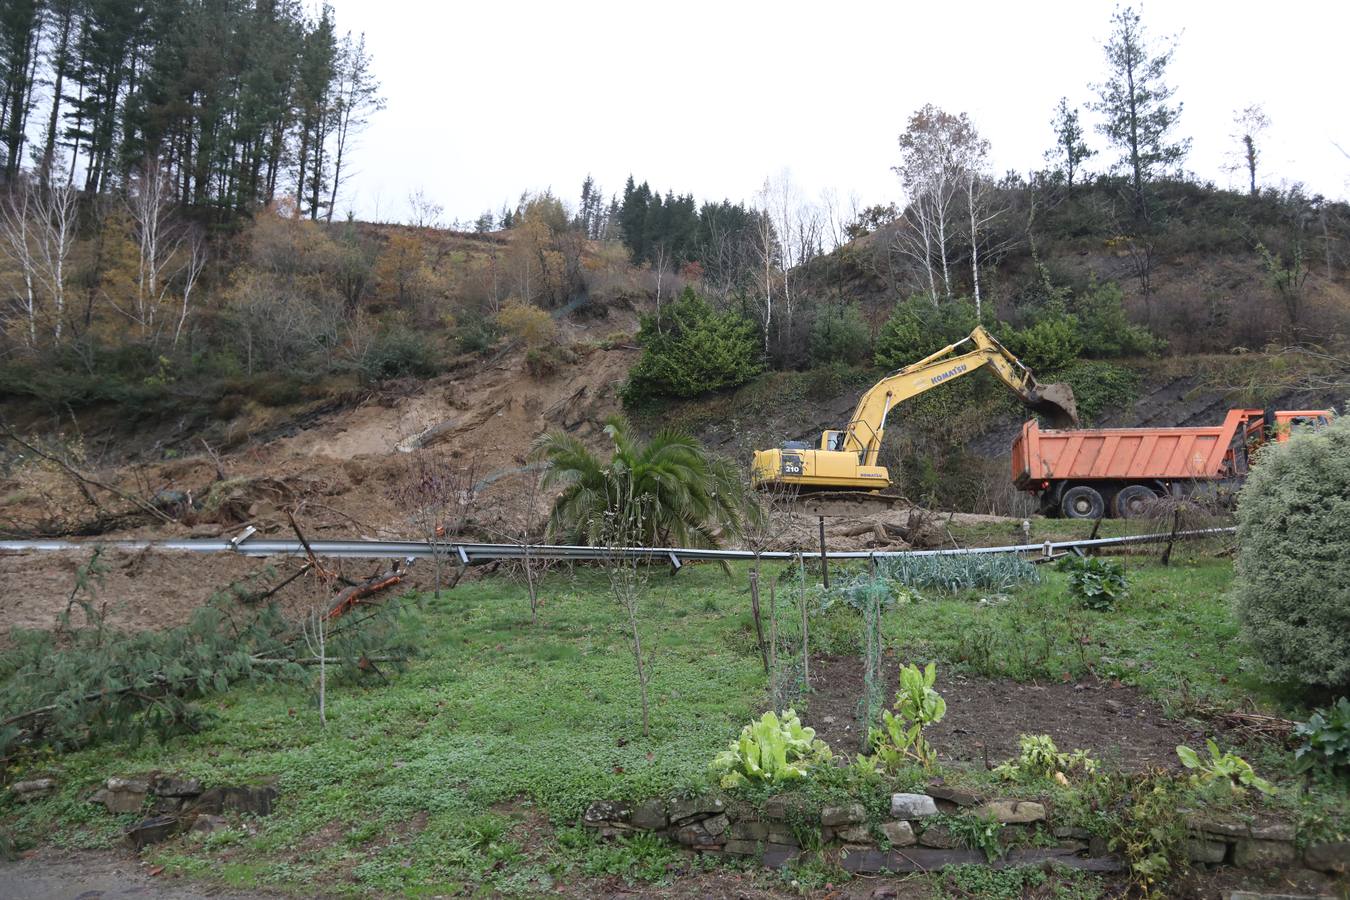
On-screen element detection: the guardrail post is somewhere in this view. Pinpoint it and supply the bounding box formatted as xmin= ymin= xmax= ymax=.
xmin=819 ymin=516 xmax=829 ymax=589
xmin=668 ymin=551 xmax=682 ymax=575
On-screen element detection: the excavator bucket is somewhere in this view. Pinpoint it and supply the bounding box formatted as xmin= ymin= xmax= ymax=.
xmin=1030 ymin=382 xmax=1080 ymax=428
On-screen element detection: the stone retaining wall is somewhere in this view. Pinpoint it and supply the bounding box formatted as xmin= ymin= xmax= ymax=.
xmin=582 ymin=785 xmax=1349 ymax=879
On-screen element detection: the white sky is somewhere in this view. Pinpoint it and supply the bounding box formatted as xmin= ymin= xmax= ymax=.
xmin=327 ymin=0 xmax=1350 ymax=226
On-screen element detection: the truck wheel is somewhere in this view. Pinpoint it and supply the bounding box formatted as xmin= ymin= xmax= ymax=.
xmin=1114 ymin=484 xmax=1158 ymax=519
xmin=1060 ymin=485 xmax=1105 ymax=519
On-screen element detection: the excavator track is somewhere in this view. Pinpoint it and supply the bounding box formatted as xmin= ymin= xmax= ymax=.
xmin=774 ymin=490 xmax=909 ymax=518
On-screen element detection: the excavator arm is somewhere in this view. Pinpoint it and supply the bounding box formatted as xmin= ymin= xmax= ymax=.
xmin=750 ymin=324 xmax=1078 ymax=495
xmin=841 ymin=326 xmax=1079 ymax=466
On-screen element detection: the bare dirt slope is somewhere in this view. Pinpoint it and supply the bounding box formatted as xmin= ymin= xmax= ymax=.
xmin=1 ymin=327 xmax=642 ymax=637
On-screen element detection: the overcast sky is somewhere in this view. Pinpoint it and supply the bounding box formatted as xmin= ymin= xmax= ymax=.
xmin=326 ymin=0 xmax=1350 ymax=226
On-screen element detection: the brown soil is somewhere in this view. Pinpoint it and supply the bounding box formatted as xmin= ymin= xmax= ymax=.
xmin=0 ymin=549 xmax=318 ymax=639
xmin=801 ymin=655 xmax=1204 ymax=770
xmin=0 ymin=319 xmax=1031 ymax=637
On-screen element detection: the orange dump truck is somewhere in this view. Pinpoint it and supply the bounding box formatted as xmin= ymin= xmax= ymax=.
xmin=1011 ymin=408 xmax=1333 ymax=518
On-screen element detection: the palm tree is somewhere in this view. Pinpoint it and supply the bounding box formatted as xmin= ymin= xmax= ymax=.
xmin=531 ymin=415 xmax=745 ymax=547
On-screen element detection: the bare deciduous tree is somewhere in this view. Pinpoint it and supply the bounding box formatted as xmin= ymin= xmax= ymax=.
xmin=0 ymin=181 xmax=41 ymax=347
xmin=484 ymin=463 xmax=554 ymax=625
xmin=751 ymin=191 xmax=778 ymax=357
xmin=0 ymin=176 xmax=79 ymax=347
xmin=406 ymin=188 xmax=444 ymax=229
xmin=325 ymin=32 xmax=385 ymax=222
xmin=125 ymin=163 xmax=206 ymax=346
xmin=892 ymin=105 xmax=993 ymax=313
xmin=1228 ymin=105 xmax=1270 ymax=196
xmin=388 ymin=450 xmax=478 ymax=598
xmin=597 ymin=483 xmax=654 ymax=738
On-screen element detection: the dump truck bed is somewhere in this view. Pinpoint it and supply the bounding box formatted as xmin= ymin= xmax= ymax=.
xmin=1010 ymin=412 xmax=1251 ymax=489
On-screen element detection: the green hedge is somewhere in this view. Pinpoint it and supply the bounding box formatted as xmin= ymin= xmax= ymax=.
xmin=1234 ymin=415 xmax=1350 ymax=690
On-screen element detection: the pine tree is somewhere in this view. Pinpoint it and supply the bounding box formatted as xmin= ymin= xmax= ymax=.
xmin=618 ymin=176 xmax=651 ymax=261
xmin=1090 ymin=5 xmax=1189 ymax=216
xmin=294 ymin=4 xmax=337 ymax=219
xmin=1046 ymin=97 xmax=1094 ymax=188
xmin=0 ymin=0 xmax=44 ymax=181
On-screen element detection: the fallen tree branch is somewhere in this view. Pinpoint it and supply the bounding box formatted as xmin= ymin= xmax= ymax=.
xmin=0 ymin=423 xmax=177 ymax=525
xmin=326 ymin=566 xmax=405 ymax=619
xmin=250 ymin=655 xmax=402 ymax=666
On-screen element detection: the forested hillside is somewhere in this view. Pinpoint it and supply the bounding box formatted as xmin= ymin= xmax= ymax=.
xmin=0 ymin=1 xmax=1347 ymax=507
xmin=1 ymin=0 xmax=379 ymax=214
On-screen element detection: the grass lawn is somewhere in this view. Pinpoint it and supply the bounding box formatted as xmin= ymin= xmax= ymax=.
xmin=4 ymin=551 xmax=1345 ymax=896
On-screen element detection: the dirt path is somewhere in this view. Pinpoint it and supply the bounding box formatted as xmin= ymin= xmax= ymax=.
xmin=0 ymin=850 xmax=288 ymax=899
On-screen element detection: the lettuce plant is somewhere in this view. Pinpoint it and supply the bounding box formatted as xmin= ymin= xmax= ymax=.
xmin=1176 ymin=740 xmax=1276 ymax=795
xmin=710 ymin=709 xmax=833 ymax=788
xmin=869 ymin=662 xmax=946 ymax=771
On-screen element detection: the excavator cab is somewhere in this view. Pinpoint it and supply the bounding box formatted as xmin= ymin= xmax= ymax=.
xmin=821 ymin=430 xmax=849 ymax=452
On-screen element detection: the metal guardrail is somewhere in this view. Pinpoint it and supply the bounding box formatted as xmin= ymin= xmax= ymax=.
xmin=0 ymin=527 xmax=1236 ymax=564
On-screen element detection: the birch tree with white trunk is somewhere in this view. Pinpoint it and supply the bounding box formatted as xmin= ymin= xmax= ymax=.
xmin=893 ymin=105 xmax=994 ymax=315
xmin=956 ymin=131 xmax=995 ymax=322
xmin=126 ymin=162 xmax=206 ymax=346
xmin=0 ymin=184 xmax=40 ymax=347
xmin=751 ymin=185 xmax=779 ymax=357
xmin=29 ymin=181 xmax=78 ymax=345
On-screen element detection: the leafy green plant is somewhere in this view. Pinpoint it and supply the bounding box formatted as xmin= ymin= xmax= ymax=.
xmin=938 ymin=813 xmax=1005 ymax=862
xmin=879 ymin=553 xmax=1040 ymax=594
xmin=1293 ymin=697 xmax=1350 ymax=774
xmin=869 ymin=662 xmax=947 ymax=771
xmin=1109 ymin=774 xmax=1190 ymax=896
xmin=579 ymin=831 xmax=678 ymax=883
xmin=1175 ymin=740 xmax=1276 ymax=795
xmin=992 ymin=734 xmax=1098 ymax=782
xmin=933 ymin=864 xmax=1103 ymax=900
xmin=1058 ymin=556 xmax=1129 ymax=609
xmin=710 ymin=709 xmax=833 ymax=788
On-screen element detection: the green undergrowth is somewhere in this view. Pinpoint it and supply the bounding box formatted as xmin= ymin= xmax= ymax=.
xmin=3 ymin=555 xmax=1346 ymax=895
xmin=3 ymin=566 xmax=764 ymax=893
xmin=808 ymin=557 xmax=1277 ymax=712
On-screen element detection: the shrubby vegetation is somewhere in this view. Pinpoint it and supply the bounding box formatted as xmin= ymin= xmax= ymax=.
xmin=621 ymin=288 xmax=763 ymax=404
xmin=1234 ymin=415 xmax=1350 ymax=690
xmin=874 ymin=298 xmax=978 ymax=370
xmin=809 ymin=303 xmax=870 ymax=366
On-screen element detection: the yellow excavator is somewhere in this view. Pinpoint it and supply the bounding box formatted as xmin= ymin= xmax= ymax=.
xmin=751 ymin=325 xmax=1079 ymax=496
